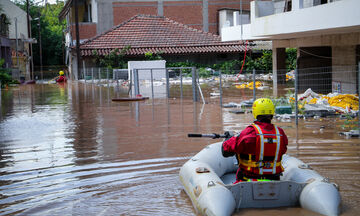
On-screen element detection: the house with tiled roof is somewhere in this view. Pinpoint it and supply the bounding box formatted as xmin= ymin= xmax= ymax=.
xmin=59 ymin=0 xmax=251 ymax=40
xmin=69 ymin=14 xmax=249 ymax=73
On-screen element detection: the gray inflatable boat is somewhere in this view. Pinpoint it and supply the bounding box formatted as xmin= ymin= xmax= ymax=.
xmin=179 ymin=142 xmax=341 ymax=216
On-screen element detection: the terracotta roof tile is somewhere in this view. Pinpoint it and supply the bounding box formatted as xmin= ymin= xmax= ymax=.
xmin=79 ymin=15 xmax=248 ymax=57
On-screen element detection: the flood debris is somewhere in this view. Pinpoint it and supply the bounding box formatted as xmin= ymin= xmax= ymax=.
xmin=210 ymin=92 xmax=221 ymax=97
xmin=303 ymin=104 xmax=337 ymax=118
xmin=286 ymin=70 xmax=295 ymax=81
xmin=234 ymin=81 xmax=269 ymax=90
xmin=222 ymin=102 xmax=239 ymax=108
xmin=229 ymin=110 xmax=245 ymax=114
xmin=290 ymin=88 xmax=359 ymax=115
xmin=275 ymin=113 xmax=304 ymax=122
xmin=339 ymin=130 xmax=360 ymax=137
xmin=239 ymin=99 xmax=254 ymax=108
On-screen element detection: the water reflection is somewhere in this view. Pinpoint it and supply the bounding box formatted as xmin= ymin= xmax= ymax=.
xmin=0 ymin=83 xmax=359 ymax=215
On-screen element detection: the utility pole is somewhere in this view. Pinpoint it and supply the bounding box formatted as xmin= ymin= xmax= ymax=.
xmin=240 ymin=0 xmax=243 ymax=41
xmin=38 ymin=10 xmax=43 ymax=80
xmin=26 ymin=0 xmax=33 ymax=80
xmin=74 ymin=0 xmax=81 ymax=80
xmin=15 ymin=18 xmax=19 ymax=67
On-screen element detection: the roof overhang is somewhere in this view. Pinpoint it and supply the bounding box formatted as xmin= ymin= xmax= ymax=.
xmin=59 ymin=0 xmax=73 ymax=21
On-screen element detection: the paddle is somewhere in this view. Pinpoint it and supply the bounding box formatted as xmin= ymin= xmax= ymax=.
xmin=187 ymin=132 xmax=233 ymax=139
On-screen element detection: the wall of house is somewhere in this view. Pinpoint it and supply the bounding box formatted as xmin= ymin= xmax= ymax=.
xmin=93 ymin=0 xmax=250 ymax=36
xmin=2 ymin=0 xmax=28 ymax=40
xmin=112 ymin=1 xmax=158 ymax=26
xmin=164 ymin=1 xmax=203 ymax=31
xmin=70 ymin=23 xmax=97 ymax=40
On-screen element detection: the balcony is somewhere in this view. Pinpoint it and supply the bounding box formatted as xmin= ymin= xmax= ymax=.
xmin=221 ymin=0 xmax=360 ymax=42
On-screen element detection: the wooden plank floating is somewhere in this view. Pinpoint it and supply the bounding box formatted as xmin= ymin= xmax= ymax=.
xmin=112 ymin=97 xmax=149 ymax=102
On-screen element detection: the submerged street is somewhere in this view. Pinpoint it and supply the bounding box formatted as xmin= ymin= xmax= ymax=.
xmin=0 ymin=83 xmax=359 ymax=215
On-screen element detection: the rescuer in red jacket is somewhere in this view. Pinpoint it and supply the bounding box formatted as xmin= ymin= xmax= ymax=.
xmin=222 ymin=98 xmax=288 ymax=182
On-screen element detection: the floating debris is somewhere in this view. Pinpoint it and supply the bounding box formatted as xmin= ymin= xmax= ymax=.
xmin=229 ymin=110 xmax=245 ymax=114
xmin=234 ymin=81 xmax=265 ymax=90
xmin=339 ymin=130 xmax=360 ymax=137
xmin=210 ymin=92 xmax=221 ymax=97
xmin=222 ymin=102 xmax=239 ymax=108
xmin=239 ymin=99 xmax=254 ymax=108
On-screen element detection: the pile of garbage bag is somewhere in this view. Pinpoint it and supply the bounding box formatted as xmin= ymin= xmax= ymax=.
xmin=290 ymin=88 xmax=359 ymax=114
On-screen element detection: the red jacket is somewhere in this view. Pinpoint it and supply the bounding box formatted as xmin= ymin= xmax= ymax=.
xmin=56 ymin=75 xmax=67 ymax=83
xmin=222 ymin=121 xmax=288 ymax=179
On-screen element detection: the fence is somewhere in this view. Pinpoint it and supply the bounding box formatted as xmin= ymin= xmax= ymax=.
xmin=32 ymin=65 xmax=66 ymax=80
xmin=31 ymin=64 xmax=360 ymax=133
xmin=77 ymin=67 xmax=199 ymax=100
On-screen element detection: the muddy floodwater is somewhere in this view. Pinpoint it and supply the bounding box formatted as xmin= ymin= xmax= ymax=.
xmin=0 ymin=82 xmax=359 ymax=215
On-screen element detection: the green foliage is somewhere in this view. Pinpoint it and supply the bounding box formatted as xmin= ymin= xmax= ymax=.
xmin=167 ymin=61 xmax=204 ymax=68
xmin=0 ymin=59 xmax=15 ymax=88
xmin=92 ymin=46 xmax=131 ymax=69
xmin=286 ymin=48 xmax=297 ymax=71
xmin=14 ymin=0 xmax=66 ymax=66
xmin=213 ymin=60 xmax=242 ymax=74
xmin=341 ymin=113 xmax=359 ymax=130
xmin=144 ymin=52 xmax=163 ymax=60
xmin=198 ymin=68 xmax=213 ymax=78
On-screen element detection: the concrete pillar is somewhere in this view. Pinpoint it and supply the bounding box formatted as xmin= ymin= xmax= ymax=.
xmin=272 ymin=47 xmax=286 ymax=96
xmin=292 ymin=0 xmax=302 ymax=10
xmin=97 ymin=1 xmax=113 ymax=34
xmin=202 ymin=0 xmax=209 ymax=32
xmin=158 ymin=0 xmax=164 ymax=16
xmin=233 ymin=11 xmax=239 ymax=26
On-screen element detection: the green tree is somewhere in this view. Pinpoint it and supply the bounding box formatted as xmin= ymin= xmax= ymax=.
xmin=14 ymin=0 xmax=65 ymax=66
xmin=92 ymin=46 xmax=131 ymax=69
xmin=0 ymin=59 xmax=19 ymax=88
xmin=286 ymin=48 xmax=297 ymax=71
xmin=144 ymin=51 xmax=163 ymax=60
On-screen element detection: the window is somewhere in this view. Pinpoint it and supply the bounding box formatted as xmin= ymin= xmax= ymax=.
xmin=0 ymin=14 xmax=10 ymax=37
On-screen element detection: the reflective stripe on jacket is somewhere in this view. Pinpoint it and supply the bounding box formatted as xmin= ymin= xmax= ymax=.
xmin=237 ymin=123 xmax=284 ymax=175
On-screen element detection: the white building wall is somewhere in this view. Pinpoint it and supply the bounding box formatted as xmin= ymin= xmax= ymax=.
xmin=128 ymin=60 xmax=167 ymax=98
xmin=91 ymin=0 xmax=98 ymax=23
xmin=251 ymin=0 xmax=360 ymax=39
xmin=2 ymin=0 xmax=29 ymax=40
xmin=222 ymin=0 xmax=360 ymax=42
xmin=128 ymin=60 xmax=166 ymax=80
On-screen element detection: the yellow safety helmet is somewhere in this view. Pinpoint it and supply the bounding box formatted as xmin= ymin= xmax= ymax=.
xmin=252 ymin=98 xmax=275 ymax=119
xmin=59 ymin=70 xmax=64 ymax=76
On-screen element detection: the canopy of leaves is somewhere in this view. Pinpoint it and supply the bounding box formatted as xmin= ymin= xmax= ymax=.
xmin=167 ymin=49 xmax=297 ymax=77
xmin=92 ymin=46 xmax=131 ymax=69
xmin=0 ymin=59 xmax=19 ymax=88
xmin=14 ymin=0 xmax=66 ymax=66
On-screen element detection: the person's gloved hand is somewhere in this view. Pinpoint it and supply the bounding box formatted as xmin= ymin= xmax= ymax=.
xmin=224 ymin=131 xmax=234 ymax=140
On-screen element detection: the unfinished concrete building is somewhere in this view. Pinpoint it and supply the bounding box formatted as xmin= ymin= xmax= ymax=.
xmin=222 ymin=0 xmax=360 ymax=95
